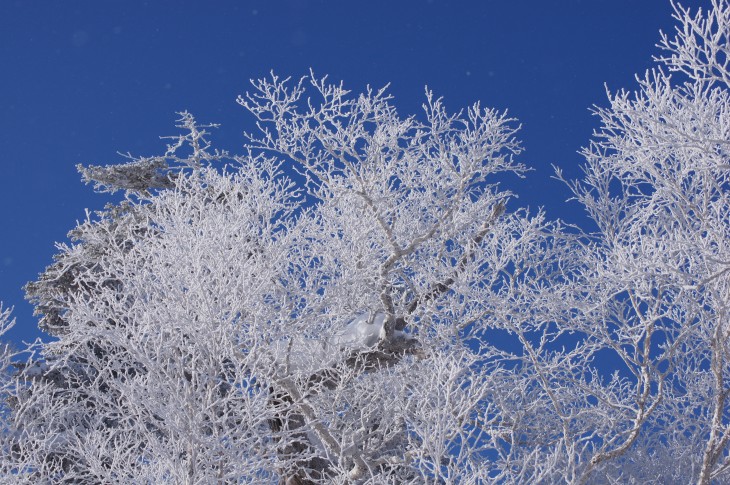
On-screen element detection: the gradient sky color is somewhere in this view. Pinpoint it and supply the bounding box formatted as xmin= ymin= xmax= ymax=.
xmin=0 ymin=0 xmax=713 ymax=346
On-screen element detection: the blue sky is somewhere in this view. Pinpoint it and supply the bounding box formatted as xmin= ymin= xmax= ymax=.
xmin=0 ymin=0 xmax=712 ymax=346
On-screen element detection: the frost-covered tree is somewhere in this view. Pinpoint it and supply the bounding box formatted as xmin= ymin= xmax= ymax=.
xmin=555 ymin=2 xmax=730 ymax=482
xmin=7 ymin=86 xmax=572 ymax=483
xmin=2 ymin=1 xmax=730 ymax=483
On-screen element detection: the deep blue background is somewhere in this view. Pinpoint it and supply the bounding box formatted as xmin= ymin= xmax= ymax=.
xmin=0 ymin=1 xmax=713 ymax=345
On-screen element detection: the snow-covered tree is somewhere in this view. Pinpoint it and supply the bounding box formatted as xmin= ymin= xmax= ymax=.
xmin=2 ymin=1 xmax=730 ymax=483
xmin=555 ymin=2 xmax=730 ymax=482
xmin=7 ymin=84 xmax=573 ymax=483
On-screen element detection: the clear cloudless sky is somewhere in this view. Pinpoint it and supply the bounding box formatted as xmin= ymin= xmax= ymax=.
xmin=0 ymin=0 xmax=714 ymax=346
